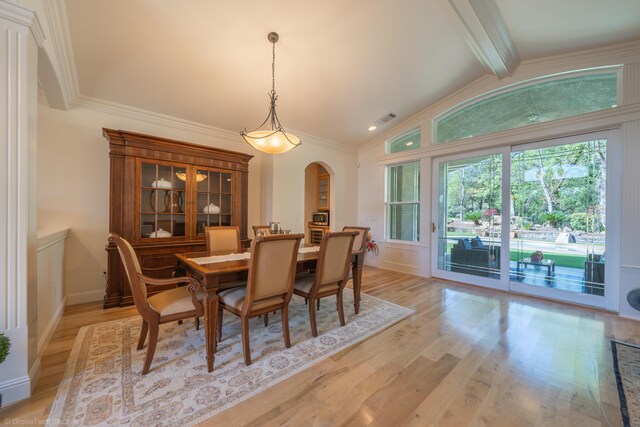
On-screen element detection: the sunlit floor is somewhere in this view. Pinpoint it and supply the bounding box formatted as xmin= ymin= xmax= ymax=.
xmin=0 ymin=267 xmax=633 ymax=426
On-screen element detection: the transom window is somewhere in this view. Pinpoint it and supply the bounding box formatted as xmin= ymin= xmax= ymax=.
xmin=434 ymin=70 xmax=619 ymax=144
xmin=387 ymin=129 xmax=421 ymax=154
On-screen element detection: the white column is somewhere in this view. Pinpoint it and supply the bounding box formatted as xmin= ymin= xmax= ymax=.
xmin=0 ymin=0 xmax=43 ymax=405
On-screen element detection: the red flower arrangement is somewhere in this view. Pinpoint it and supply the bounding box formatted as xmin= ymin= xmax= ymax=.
xmin=365 ymin=231 xmax=379 ymax=256
xmin=530 ymin=250 xmax=544 ymax=263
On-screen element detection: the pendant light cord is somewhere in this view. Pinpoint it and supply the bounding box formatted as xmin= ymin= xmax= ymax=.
xmin=271 ymin=40 xmax=276 ymax=95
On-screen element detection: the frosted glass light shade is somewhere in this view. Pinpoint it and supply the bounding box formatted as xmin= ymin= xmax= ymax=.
xmin=242 ymin=130 xmax=301 ymax=154
xmin=175 ymin=172 xmax=207 ymax=182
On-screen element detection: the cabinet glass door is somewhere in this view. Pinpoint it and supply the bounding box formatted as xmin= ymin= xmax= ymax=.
xmin=318 ymin=176 xmax=329 ymax=209
xmin=195 ymin=169 xmax=233 ymax=236
xmin=140 ymin=162 xmax=187 ymax=239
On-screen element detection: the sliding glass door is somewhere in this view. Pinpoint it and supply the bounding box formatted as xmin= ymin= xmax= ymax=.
xmin=432 ymin=132 xmax=617 ymax=309
xmin=509 ymin=136 xmax=615 ymax=308
xmin=433 ymin=150 xmax=507 ymax=290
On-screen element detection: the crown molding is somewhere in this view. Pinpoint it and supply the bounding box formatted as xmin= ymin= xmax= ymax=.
xmin=441 ymin=0 xmax=519 ymax=79
xmin=292 ymin=129 xmax=358 ymax=154
xmin=41 ymin=0 xmax=79 ymax=107
xmin=0 ymin=0 xmax=44 ymax=46
xmin=71 ymin=95 xmax=356 ymax=154
xmin=71 ymin=95 xmax=245 ymax=142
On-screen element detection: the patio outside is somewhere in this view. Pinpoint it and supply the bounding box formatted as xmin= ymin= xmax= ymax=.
xmin=439 ymin=140 xmax=606 ymax=296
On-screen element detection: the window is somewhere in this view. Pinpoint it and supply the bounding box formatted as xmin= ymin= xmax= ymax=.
xmin=434 ymin=70 xmax=618 ymax=144
xmin=387 ymin=129 xmax=421 ymax=154
xmin=387 ymin=161 xmax=420 ymax=241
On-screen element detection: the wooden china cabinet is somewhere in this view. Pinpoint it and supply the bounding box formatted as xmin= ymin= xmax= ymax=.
xmin=103 ymin=129 xmax=253 ymax=308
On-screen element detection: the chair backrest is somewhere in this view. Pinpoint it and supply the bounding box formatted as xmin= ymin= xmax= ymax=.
xmin=342 ymin=226 xmax=370 ymax=254
xmin=315 ymin=231 xmax=357 ymax=289
xmin=108 ymin=233 xmax=153 ymax=318
xmin=244 ymin=234 xmax=304 ymax=314
xmin=252 ymin=225 xmax=271 ymax=238
xmin=205 ymin=226 xmax=241 ymax=252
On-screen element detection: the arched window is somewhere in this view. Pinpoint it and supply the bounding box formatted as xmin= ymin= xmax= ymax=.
xmin=434 ymin=69 xmax=619 ymax=145
xmin=386 ymin=128 xmax=421 ymax=154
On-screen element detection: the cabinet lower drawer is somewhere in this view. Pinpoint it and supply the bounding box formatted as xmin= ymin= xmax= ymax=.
xmin=140 ymin=254 xmax=179 ymax=277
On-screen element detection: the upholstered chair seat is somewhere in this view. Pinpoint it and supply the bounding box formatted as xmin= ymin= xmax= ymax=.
xmin=293 ymin=231 xmax=357 ymax=337
xmin=218 ymin=287 xmax=285 ymax=312
xmin=147 ymin=287 xmax=206 ymax=316
xmin=217 ymin=233 xmax=304 ymax=366
xmin=108 ymin=232 xmax=204 ymax=375
xmin=293 ymin=275 xmax=339 ymax=294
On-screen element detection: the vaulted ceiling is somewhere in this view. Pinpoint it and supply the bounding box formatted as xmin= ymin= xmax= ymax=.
xmin=63 ymin=0 xmax=640 ymax=147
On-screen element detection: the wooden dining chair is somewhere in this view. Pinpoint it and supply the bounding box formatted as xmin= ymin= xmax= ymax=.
xmin=109 ymin=233 xmax=204 ymax=375
xmin=216 ymin=233 xmax=304 ymax=365
xmin=293 ymin=231 xmax=357 ymax=337
xmin=342 ymin=226 xmax=370 ymax=255
xmin=342 ymin=226 xmax=370 ymax=311
xmin=252 ymin=225 xmax=271 ymax=238
xmin=205 ymin=226 xmax=241 ymax=252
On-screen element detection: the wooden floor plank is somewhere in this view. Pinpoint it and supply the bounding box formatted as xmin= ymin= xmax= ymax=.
xmin=0 ymin=267 xmax=637 ymax=427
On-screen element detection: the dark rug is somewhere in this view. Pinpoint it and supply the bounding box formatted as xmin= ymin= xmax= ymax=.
xmin=612 ymin=340 xmax=640 ymax=427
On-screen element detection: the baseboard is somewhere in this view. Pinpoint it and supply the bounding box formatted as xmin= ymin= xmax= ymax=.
xmin=0 ymin=375 xmax=31 ymax=407
xmin=28 ymin=357 xmax=41 ymax=394
xmin=37 ymin=298 xmax=65 ymax=356
xmin=66 ymin=289 xmax=103 ymax=305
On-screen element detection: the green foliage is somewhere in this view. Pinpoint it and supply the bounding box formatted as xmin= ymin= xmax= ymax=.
xmin=0 ymin=333 xmax=10 ymax=364
xmin=542 ymin=212 xmax=567 ymax=228
xmin=514 ymin=217 xmax=534 ymax=230
xmin=569 ymin=212 xmax=588 ymax=231
xmin=444 ymin=141 xmax=606 ymax=232
xmin=465 ymin=211 xmax=483 ymax=225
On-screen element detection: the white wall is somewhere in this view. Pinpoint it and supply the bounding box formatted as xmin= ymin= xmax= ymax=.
xmin=35 ymin=228 xmax=67 ymax=363
xmin=264 ymin=136 xmax=359 ymax=237
xmin=37 ymin=101 xmax=265 ymax=304
xmin=37 ymin=101 xmax=360 ymax=304
xmin=357 ymin=41 xmax=640 ymax=318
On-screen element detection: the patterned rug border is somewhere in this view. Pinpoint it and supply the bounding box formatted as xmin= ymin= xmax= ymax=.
xmin=611 ymin=340 xmax=640 ymax=427
xmin=47 ymin=293 xmax=414 ymax=426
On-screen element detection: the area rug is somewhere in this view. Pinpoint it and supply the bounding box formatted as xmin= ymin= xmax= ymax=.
xmin=47 ymin=293 xmax=413 ymax=426
xmin=612 ymin=340 xmax=640 ymax=427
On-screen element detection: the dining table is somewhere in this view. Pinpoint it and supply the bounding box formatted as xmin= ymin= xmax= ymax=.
xmin=174 ymin=244 xmax=365 ymax=372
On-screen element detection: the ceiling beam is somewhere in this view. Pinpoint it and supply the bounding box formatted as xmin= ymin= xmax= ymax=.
xmin=441 ymin=0 xmax=519 ymax=79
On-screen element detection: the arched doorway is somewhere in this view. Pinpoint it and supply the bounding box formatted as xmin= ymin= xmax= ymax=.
xmin=304 ymin=162 xmax=332 ymax=244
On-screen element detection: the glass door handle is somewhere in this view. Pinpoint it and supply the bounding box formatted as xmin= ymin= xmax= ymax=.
xmin=432 ymin=222 xmax=436 ymax=233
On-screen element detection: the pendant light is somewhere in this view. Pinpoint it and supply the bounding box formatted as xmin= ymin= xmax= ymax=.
xmin=240 ymin=32 xmax=301 ymax=154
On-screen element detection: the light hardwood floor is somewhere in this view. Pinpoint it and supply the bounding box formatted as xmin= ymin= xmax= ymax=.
xmin=1 ymin=267 xmax=638 ymax=426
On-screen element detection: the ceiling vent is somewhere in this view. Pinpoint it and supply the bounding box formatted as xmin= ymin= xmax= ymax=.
xmin=374 ymin=113 xmax=396 ymax=125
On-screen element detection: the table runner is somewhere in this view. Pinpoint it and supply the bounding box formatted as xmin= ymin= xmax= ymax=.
xmin=189 ymin=246 xmax=320 ymax=265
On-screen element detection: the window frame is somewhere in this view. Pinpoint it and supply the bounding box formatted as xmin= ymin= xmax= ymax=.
xmin=432 ymin=66 xmax=621 ymax=145
xmin=385 ymin=160 xmax=420 ymax=242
